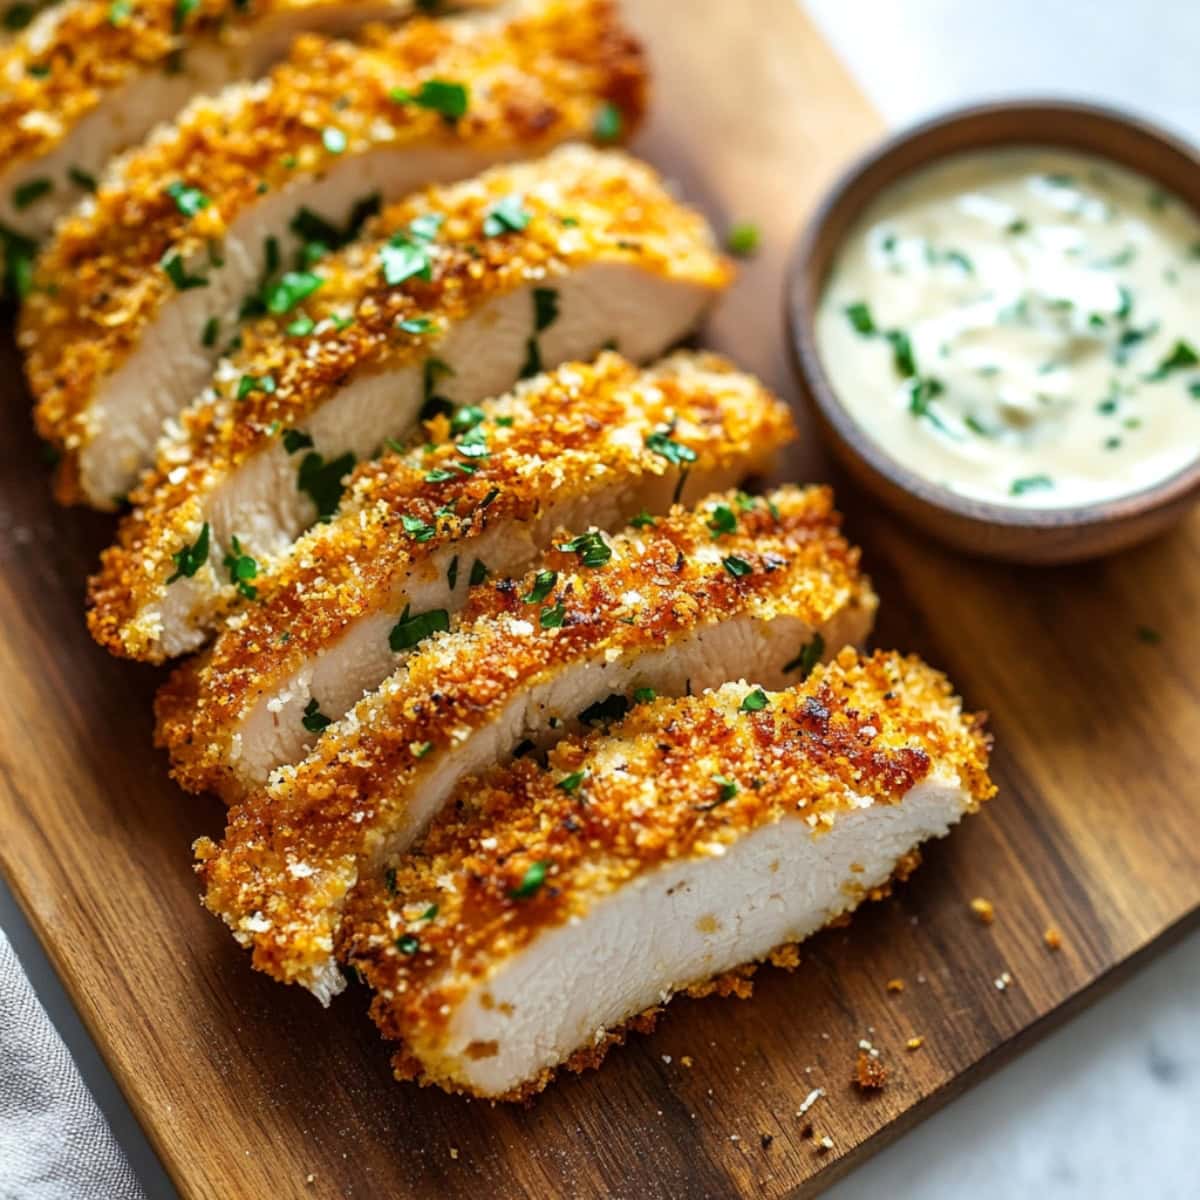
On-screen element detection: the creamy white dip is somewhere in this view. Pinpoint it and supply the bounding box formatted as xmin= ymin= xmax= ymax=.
xmin=817 ymin=149 xmax=1200 ymax=507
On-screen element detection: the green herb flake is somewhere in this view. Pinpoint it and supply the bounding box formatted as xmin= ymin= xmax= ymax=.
xmin=469 ymin=558 xmax=488 ymax=587
xmin=645 ymin=431 xmax=698 ymax=467
xmin=160 ymin=250 xmax=207 ymax=291
xmin=518 ymin=336 xmax=542 ymax=380
xmin=264 ymin=270 xmax=322 ymax=315
xmin=593 ymin=101 xmax=623 ymax=143
xmin=629 ymin=510 xmax=656 ymax=529
xmin=68 ymin=166 xmax=97 ymax=192
xmin=12 ymin=177 xmax=51 ymax=210
xmin=533 ymin=286 xmax=559 ymax=333
xmin=1009 ymin=474 xmax=1054 ymax=496
xmin=557 ymin=530 xmax=612 ymax=568
xmin=509 ymin=860 xmax=549 ymax=900
xmin=783 ymin=632 xmax=824 ymax=677
xmin=282 ymin=428 xmax=313 ymax=454
xmin=221 ymin=535 xmax=259 ymax=600
xmin=388 ymin=605 xmax=450 ymax=652
xmin=633 ymin=687 xmax=656 ymax=704
xmin=722 ymin=554 xmax=752 ymax=578
xmin=236 ymin=373 xmax=275 ymax=401
xmin=706 ymin=502 xmax=737 ymax=539
xmin=446 ymin=555 xmax=459 ymax=591
xmin=201 ymin=316 xmax=219 ymax=347
xmin=301 ymin=697 xmax=332 ymax=733
xmin=557 ymin=769 xmax=586 ymax=794
xmin=165 ymin=179 xmax=209 ymax=217
xmin=385 ymin=867 xmax=397 ymax=894
xmin=107 ymin=0 xmax=132 ymax=23
xmin=322 ymin=127 xmax=347 ymax=155
xmin=172 ymin=0 xmax=197 ymax=31
xmin=400 ymin=513 xmax=436 ymax=542
xmin=482 ymin=194 xmax=531 ymax=237
xmin=390 ymin=78 xmax=469 ymax=121
xmin=726 ymin=222 xmax=760 ymax=257
xmin=740 ymin=687 xmax=769 ymax=713
xmin=286 ymin=315 xmax=315 ymax=337
xmin=540 ymin=601 xmax=566 ymax=629
xmin=297 ymin=450 xmax=356 ymax=520
xmin=886 ymin=329 xmax=916 ymax=378
xmin=395 ymin=315 xmax=434 ymax=335
xmin=523 ymin=569 xmax=557 ymax=605
xmin=844 ymin=301 xmax=875 ymax=335
xmin=450 ymin=405 xmax=486 ymax=435
xmin=166 ymin=522 xmax=210 ymax=583
xmin=1146 ymin=340 xmax=1199 ymax=381
xmin=395 ymin=933 xmax=420 ymax=955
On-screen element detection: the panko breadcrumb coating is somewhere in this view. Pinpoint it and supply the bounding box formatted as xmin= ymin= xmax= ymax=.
xmin=335 ymin=648 xmax=994 ymax=1099
xmin=193 ymin=485 xmax=878 ymax=1001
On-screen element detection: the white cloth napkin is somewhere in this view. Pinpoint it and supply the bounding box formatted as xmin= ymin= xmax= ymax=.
xmin=0 ymin=930 xmax=147 ymax=1200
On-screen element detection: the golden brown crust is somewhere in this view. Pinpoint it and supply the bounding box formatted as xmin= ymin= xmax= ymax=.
xmin=151 ymin=351 xmax=796 ymax=769
xmin=84 ymin=144 xmax=734 ymax=659
xmin=0 ymin=0 xmax=501 ymax=186
xmin=20 ymin=1 xmax=651 ymax=503
xmin=336 ymin=648 xmax=993 ymax=1097
xmin=193 ymin=485 xmax=877 ymax=991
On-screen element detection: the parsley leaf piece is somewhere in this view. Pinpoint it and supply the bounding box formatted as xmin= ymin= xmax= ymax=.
xmin=390 ymin=78 xmax=469 ymax=121
xmin=282 ymin=428 xmax=313 ymax=454
xmin=388 ymin=605 xmax=449 ymax=652
xmin=540 ymin=601 xmax=566 ymax=629
xmin=236 ymin=373 xmax=275 ymax=401
xmin=722 ymin=554 xmax=752 ymax=578
xmin=301 ymin=698 xmax=332 ymax=732
xmin=395 ymin=934 xmax=420 ymax=955
xmin=886 ymin=329 xmax=917 ymax=377
xmin=68 ymin=166 xmax=97 ymax=192
xmin=322 ymin=127 xmax=347 ymax=155
xmin=593 ymin=101 xmax=623 ymax=143
xmin=1010 ymin=474 xmax=1054 ymax=496
xmin=645 ymin=431 xmax=698 ymax=467
xmin=533 ymin=286 xmax=559 ymax=333
xmin=783 ymin=633 xmax=825 ymax=677
xmin=629 ymin=510 xmax=656 ymax=529
xmin=726 ymin=223 xmax=760 ymax=257
xmin=264 ymin=270 xmax=322 ymax=315
xmin=166 ymin=180 xmax=209 ymax=217
xmin=469 ymin=558 xmax=488 ymax=586
xmin=160 ymin=250 xmax=207 ymax=290
xmin=509 ymin=860 xmax=549 ymax=899
xmin=580 ymin=693 xmax=629 ymax=726
xmin=396 ymin=315 xmax=434 ymax=334
xmin=379 ymin=233 xmax=435 ymax=286
xmin=297 ymin=450 xmax=355 ymax=520
xmin=166 ymin=522 xmax=209 ymax=583
xmin=557 ymin=530 xmax=611 ymax=568
xmin=201 ymin=316 xmax=219 ymax=347
xmin=518 ymin=336 xmax=542 ymax=380
xmin=450 ymin=405 xmax=486 ymax=435
xmin=1146 ymin=339 xmax=1199 ymax=381
xmin=557 ymin=769 xmax=586 ymax=793
xmin=400 ymin=513 xmax=436 ymax=542
xmin=286 ymin=315 xmax=314 ymax=337
xmin=844 ymin=301 xmax=875 ymax=335
xmin=707 ymin=503 xmax=737 ymax=538
xmin=740 ymin=688 xmax=769 ymax=712
xmin=523 ymin=569 xmax=557 ymax=605
xmin=633 ymin=687 xmax=656 ymax=704
xmin=222 ymin=535 xmax=258 ymax=600
xmin=482 ymin=194 xmax=531 ymax=237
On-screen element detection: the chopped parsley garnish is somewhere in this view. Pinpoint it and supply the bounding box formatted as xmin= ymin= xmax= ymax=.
xmin=1006 ymin=218 xmax=1029 ymax=235
xmin=400 ymin=513 xmax=436 ymax=542
xmin=523 ymin=569 xmax=557 ymax=604
xmin=282 ymin=428 xmax=313 ymax=454
xmin=1146 ymin=340 xmax=1198 ymax=381
xmin=783 ymin=632 xmax=824 ymax=677
xmin=706 ymin=502 xmax=737 ymax=538
xmin=322 ymin=127 xmax=347 ymax=155
xmin=469 ymin=558 xmax=488 ymax=586
xmin=592 ymin=101 xmax=623 ymax=144
xmin=726 ymin=223 xmax=760 ymax=257
xmin=380 ymin=231 xmax=435 ymax=286
xmin=519 ymin=335 xmax=542 ymax=380
xmin=286 ymin=315 xmax=314 ymax=337
xmin=388 ymin=605 xmax=450 ymax=652
xmin=886 ymin=329 xmax=916 ymax=377
xmin=540 ymin=602 xmax=566 ymax=629
xmin=166 ymin=522 xmax=210 ymax=583
xmin=907 ymin=376 xmax=945 ymax=418
xmin=390 ymin=78 xmax=469 ymax=122
xmin=448 ymin=407 xmax=485 ymax=437
xmin=107 ymin=0 xmax=131 ymax=23
xmin=533 ymin=286 xmax=559 ymax=333
xmin=222 ymin=536 xmax=258 ymax=601
xmin=166 ymin=180 xmax=209 ymax=218
xmin=0 ymin=225 xmax=36 ymax=300
xmin=629 ymin=510 xmax=656 ymax=529
xmin=173 ymin=0 xmax=198 ymax=31
xmin=482 ymin=194 xmax=531 ymax=237
xmin=557 ymin=769 xmax=586 ymax=793
xmin=446 ymin=555 xmax=459 ymax=590
xmin=740 ymin=688 xmax=769 ymax=712
xmin=395 ymin=934 xmax=420 ymax=955
xmin=714 ymin=775 xmax=739 ymax=802
xmin=420 ymin=902 xmax=438 ymax=919
xmin=160 ymin=251 xmax=207 ymax=291
xmin=265 ymin=270 xmax=322 ymax=315
xmin=236 ymin=373 xmax=275 ymax=401
xmin=1010 ymin=474 xmax=1054 ymax=496
xmin=844 ymin=301 xmax=875 ymax=335
xmin=633 ymin=687 xmax=656 ymax=704
xmin=396 ymin=315 xmax=434 ymax=335
xmin=557 ymin=530 xmax=611 ymax=568
xmin=297 ymin=450 xmax=355 ymax=520
xmin=3 ymin=2 xmax=34 ymax=29
xmin=302 ymin=698 xmax=332 ymax=733
xmin=201 ymin=316 xmax=219 ymax=347
xmin=421 ymin=356 xmax=455 ymax=420
xmin=12 ymin=176 xmax=52 ymax=210
xmin=722 ymin=554 xmax=752 ymax=578
xmin=645 ymin=431 xmax=698 ymax=467
xmin=509 ymin=861 xmax=549 ymax=900
xmin=455 ymin=425 xmax=489 ymax=459
xmin=68 ymin=166 xmax=97 ymax=192
xmin=414 ymin=742 xmax=434 ymax=759
xmin=385 ymin=867 xmax=397 ymax=894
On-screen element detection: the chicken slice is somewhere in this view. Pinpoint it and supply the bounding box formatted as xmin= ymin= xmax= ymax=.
xmin=154 ymin=351 xmax=797 ymax=791
xmin=85 ymin=143 xmax=732 ymax=662
xmin=193 ymin=484 xmax=879 ymax=1002
xmin=339 ymin=648 xmax=995 ymax=1099
xmin=19 ymin=0 xmax=648 ymax=507
xmin=0 ymin=0 xmax=500 ymax=246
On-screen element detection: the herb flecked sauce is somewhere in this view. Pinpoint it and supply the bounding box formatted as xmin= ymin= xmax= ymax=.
xmin=817 ymin=149 xmax=1200 ymax=507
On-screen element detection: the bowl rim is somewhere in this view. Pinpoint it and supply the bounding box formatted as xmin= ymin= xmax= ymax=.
xmin=786 ymin=96 xmax=1200 ymax=533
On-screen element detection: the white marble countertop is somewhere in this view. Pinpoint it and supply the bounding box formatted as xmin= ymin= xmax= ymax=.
xmin=3 ymin=1 xmax=1198 ymax=1196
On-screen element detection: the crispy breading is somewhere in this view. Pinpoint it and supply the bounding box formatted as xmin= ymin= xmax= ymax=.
xmin=193 ymin=485 xmax=878 ymax=999
xmin=151 ymin=352 xmax=796 ymax=787
xmin=336 ymin=648 xmax=994 ymax=1098
xmin=20 ymin=2 xmax=650 ymax=505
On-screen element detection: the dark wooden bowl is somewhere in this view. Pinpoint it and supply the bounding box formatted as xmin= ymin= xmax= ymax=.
xmin=786 ymin=100 xmax=1200 ymax=564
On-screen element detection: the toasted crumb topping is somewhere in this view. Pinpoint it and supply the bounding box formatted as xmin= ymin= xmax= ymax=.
xmin=1043 ymin=925 xmax=1063 ymax=951
xmin=853 ymin=1048 xmax=888 ymax=1091
xmin=192 ymin=485 xmax=880 ymax=989
xmin=969 ymin=896 xmax=995 ymax=925
xmin=21 ymin=1 xmax=651 ymax=499
xmin=338 ymin=649 xmax=991 ymax=1091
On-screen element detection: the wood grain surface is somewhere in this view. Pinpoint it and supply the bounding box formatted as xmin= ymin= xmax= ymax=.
xmin=2 ymin=3 xmax=1198 ymax=1197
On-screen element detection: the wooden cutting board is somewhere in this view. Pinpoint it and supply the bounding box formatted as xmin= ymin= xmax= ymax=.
xmin=2 ymin=2 xmax=1198 ymax=1197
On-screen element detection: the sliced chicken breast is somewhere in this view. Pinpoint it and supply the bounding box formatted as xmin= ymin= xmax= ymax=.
xmin=85 ymin=145 xmax=733 ymax=664
xmin=20 ymin=1 xmax=648 ymax=507
xmin=0 ymin=0 xmax=500 ymax=244
xmin=340 ymin=648 xmax=995 ymax=1099
xmin=151 ymin=352 xmax=797 ymax=789
xmin=193 ymin=484 xmax=879 ymax=1002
